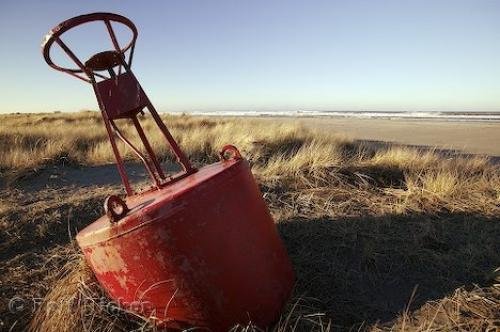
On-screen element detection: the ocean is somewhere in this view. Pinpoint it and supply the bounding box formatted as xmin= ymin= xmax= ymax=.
xmin=172 ymin=110 xmax=500 ymax=122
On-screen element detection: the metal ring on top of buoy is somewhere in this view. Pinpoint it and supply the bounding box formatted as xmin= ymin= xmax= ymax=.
xmin=104 ymin=195 xmax=129 ymax=223
xmin=219 ymin=145 xmax=242 ymax=161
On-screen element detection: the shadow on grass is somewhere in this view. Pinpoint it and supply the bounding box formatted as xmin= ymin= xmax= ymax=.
xmin=278 ymin=212 xmax=500 ymax=329
xmin=6 ymin=160 xmax=183 ymax=193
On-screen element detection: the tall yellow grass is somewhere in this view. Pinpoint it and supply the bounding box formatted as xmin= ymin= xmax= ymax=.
xmin=2 ymin=111 xmax=498 ymax=217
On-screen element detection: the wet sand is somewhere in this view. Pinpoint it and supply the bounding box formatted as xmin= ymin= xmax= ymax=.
xmin=256 ymin=117 xmax=500 ymax=157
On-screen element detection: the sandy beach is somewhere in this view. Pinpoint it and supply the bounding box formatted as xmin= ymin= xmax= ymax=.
xmin=253 ymin=117 xmax=500 ymax=157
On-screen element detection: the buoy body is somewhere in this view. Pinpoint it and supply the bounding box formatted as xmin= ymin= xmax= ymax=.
xmin=42 ymin=13 xmax=295 ymax=330
xmin=77 ymin=157 xmax=295 ymax=330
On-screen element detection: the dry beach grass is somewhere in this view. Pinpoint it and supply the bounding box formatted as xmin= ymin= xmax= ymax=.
xmin=0 ymin=112 xmax=499 ymax=331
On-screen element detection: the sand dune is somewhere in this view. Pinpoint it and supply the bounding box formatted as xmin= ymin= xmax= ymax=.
xmin=256 ymin=117 xmax=500 ymax=157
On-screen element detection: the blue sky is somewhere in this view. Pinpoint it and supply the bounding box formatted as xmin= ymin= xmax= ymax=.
xmin=0 ymin=0 xmax=499 ymax=113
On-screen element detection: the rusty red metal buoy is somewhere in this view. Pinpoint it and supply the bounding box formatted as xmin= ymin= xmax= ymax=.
xmin=42 ymin=12 xmax=295 ymax=330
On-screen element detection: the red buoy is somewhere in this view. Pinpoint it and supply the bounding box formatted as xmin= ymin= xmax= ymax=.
xmin=42 ymin=13 xmax=294 ymax=330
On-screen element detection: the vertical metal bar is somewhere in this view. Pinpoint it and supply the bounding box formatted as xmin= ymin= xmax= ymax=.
xmin=104 ymin=20 xmax=121 ymax=52
xmin=110 ymin=121 xmax=162 ymax=188
xmin=101 ymin=114 xmax=134 ymax=195
xmin=90 ymin=75 xmax=133 ymax=195
xmin=108 ymin=68 xmax=116 ymax=78
xmin=119 ymin=62 xmax=194 ymax=173
xmin=104 ymin=20 xmax=123 ymax=75
xmin=146 ymin=103 xmax=194 ymax=173
xmin=128 ymin=43 xmax=135 ymax=68
xmin=132 ymin=115 xmax=166 ymax=180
